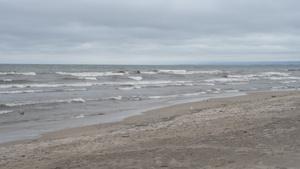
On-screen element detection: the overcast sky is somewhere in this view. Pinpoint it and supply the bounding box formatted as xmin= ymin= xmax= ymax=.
xmin=0 ymin=0 xmax=299 ymax=64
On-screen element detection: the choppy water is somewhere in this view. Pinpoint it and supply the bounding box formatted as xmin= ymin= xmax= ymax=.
xmin=0 ymin=64 xmax=300 ymax=143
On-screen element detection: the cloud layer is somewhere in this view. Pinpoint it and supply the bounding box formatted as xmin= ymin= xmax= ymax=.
xmin=1 ymin=0 xmax=299 ymax=64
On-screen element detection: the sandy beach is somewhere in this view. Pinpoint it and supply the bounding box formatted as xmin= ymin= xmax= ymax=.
xmin=1 ymin=91 xmax=300 ymax=169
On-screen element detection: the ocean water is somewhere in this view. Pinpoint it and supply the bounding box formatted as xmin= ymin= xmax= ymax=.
xmin=0 ymin=64 xmax=300 ymax=143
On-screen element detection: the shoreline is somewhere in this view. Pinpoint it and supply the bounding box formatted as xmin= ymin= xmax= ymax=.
xmin=0 ymin=90 xmax=295 ymax=146
xmin=1 ymin=90 xmax=300 ymax=168
xmin=0 ymin=92 xmax=246 ymax=145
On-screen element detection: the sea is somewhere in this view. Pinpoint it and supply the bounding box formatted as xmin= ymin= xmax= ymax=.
xmin=1 ymin=64 xmax=300 ymax=143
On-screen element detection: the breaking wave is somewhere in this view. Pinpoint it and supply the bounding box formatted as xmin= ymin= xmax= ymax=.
xmin=56 ymin=72 xmax=124 ymax=77
xmin=0 ymin=110 xmax=13 ymax=115
xmin=142 ymin=69 xmax=223 ymax=75
xmin=0 ymin=83 xmax=93 ymax=89
xmin=3 ymin=98 xmax=86 ymax=107
xmin=128 ymin=76 xmax=143 ymax=81
xmin=0 ymin=72 xmax=36 ymax=76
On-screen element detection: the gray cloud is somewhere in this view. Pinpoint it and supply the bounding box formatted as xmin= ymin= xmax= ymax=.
xmin=0 ymin=0 xmax=299 ymax=64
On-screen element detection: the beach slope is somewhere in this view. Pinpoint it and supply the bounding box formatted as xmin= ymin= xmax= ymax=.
xmin=1 ymin=91 xmax=300 ymax=169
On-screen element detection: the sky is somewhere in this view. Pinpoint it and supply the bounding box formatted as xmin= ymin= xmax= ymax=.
xmin=0 ymin=0 xmax=300 ymax=65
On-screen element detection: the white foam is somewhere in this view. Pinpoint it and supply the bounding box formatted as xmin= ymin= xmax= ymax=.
xmin=157 ymin=69 xmax=187 ymax=74
xmin=225 ymin=90 xmax=240 ymax=93
xmin=149 ymin=91 xmax=208 ymax=100
xmin=149 ymin=95 xmax=179 ymax=99
xmin=2 ymin=79 xmax=12 ymax=82
xmin=0 ymin=72 xmax=36 ymax=76
xmin=128 ymin=76 xmax=143 ymax=81
xmin=0 ymin=110 xmax=13 ymax=115
xmin=4 ymin=97 xmax=86 ymax=107
xmin=94 ymin=80 xmax=193 ymax=88
xmin=130 ymin=96 xmax=142 ymax=101
xmin=265 ymin=76 xmax=300 ymax=80
xmin=206 ymin=88 xmax=221 ymax=94
xmin=109 ymin=96 xmax=123 ymax=100
xmin=148 ymin=96 xmax=164 ymax=99
xmin=0 ymin=80 xmax=191 ymax=90
xmin=0 ymin=88 xmax=87 ymax=95
xmin=56 ymin=72 xmax=124 ymax=77
xmin=118 ymin=87 xmax=134 ymax=90
xmin=156 ymin=69 xmax=223 ymax=75
xmin=205 ymin=74 xmax=260 ymax=83
xmin=70 ymin=98 xmax=86 ymax=103
xmin=73 ymin=114 xmax=85 ymax=119
xmin=227 ymin=82 xmax=247 ymax=85
xmin=228 ymin=74 xmax=258 ymax=78
xmin=204 ymin=76 xmax=257 ymax=83
xmin=260 ymin=72 xmax=290 ymax=77
xmin=141 ymin=71 xmax=158 ymax=75
xmin=0 ymin=90 xmax=43 ymax=94
xmin=182 ymin=91 xmax=207 ymax=97
xmin=280 ymin=80 xmax=298 ymax=84
xmin=0 ymin=82 xmax=93 ymax=89
xmin=118 ymin=86 xmax=141 ymax=90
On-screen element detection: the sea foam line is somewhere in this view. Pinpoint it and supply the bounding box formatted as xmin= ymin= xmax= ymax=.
xmin=0 ymin=83 xmax=93 ymax=89
xmin=3 ymin=98 xmax=86 ymax=107
xmin=56 ymin=72 xmax=124 ymax=77
xmin=0 ymin=110 xmax=13 ymax=115
xmin=142 ymin=69 xmax=223 ymax=75
xmin=128 ymin=76 xmax=143 ymax=81
xmin=0 ymin=80 xmax=193 ymax=89
xmin=0 ymin=72 xmax=36 ymax=76
xmin=0 ymin=88 xmax=87 ymax=95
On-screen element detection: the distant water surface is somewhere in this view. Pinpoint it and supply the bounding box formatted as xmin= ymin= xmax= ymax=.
xmin=0 ymin=64 xmax=299 ymax=143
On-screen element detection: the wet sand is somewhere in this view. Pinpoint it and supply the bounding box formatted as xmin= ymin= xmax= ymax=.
xmin=1 ymin=91 xmax=300 ymax=169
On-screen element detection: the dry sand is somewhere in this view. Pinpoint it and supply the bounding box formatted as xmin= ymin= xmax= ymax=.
xmin=1 ymin=91 xmax=300 ymax=169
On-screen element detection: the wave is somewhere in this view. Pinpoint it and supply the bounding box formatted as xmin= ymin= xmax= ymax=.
xmin=149 ymin=95 xmax=179 ymax=99
xmin=141 ymin=69 xmax=223 ymax=75
xmin=95 ymin=80 xmax=193 ymax=87
xmin=182 ymin=91 xmax=207 ymax=97
xmin=0 ymin=88 xmax=87 ymax=95
xmin=204 ymin=77 xmax=257 ymax=83
xmin=0 ymin=110 xmax=13 ymax=115
xmin=206 ymin=88 xmax=221 ymax=94
xmin=128 ymin=76 xmax=143 ymax=81
xmin=149 ymin=91 xmax=208 ymax=100
xmin=0 ymin=82 xmax=93 ymax=89
xmin=73 ymin=114 xmax=85 ymax=119
xmin=0 ymin=72 xmax=36 ymax=76
xmin=259 ymin=72 xmax=290 ymax=77
xmin=118 ymin=86 xmax=141 ymax=90
xmin=0 ymin=90 xmax=43 ymax=94
xmin=3 ymin=98 xmax=86 ymax=107
xmin=224 ymin=89 xmax=240 ymax=93
xmin=265 ymin=76 xmax=300 ymax=80
xmin=0 ymin=80 xmax=193 ymax=90
xmin=206 ymin=71 xmax=297 ymax=83
xmin=280 ymin=80 xmax=298 ymax=84
xmin=89 ymin=95 xmax=138 ymax=101
xmin=0 ymin=79 xmax=12 ymax=82
xmin=108 ymin=96 xmax=123 ymax=100
xmin=56 ymin=72 xmax=124 ymax=77
xmin=116 ymin=81 xmax=193 ymax=90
